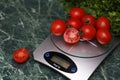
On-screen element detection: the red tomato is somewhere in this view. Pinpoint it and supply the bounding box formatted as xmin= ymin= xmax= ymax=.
xmin=82 ymin=14 xmax=96 ymax=26
xmin=50 ymin=19 xmax=66 ymax=36
xmin=13 ymin=48 xmax=30 ymax=63
xmin=81 ymin=25 xmax=96 ymax=40
xmin=96 ymin=16 xmax=110 ymax=30
xmin=63 ymin=28 xmax=80 ymax=44
xmin=67 ymin=18 xmax=82 ymax=30
xmin=69 ymin=7 xmax=86 ymax=20
xmin=96 ymin=29 xmax=112 ymax=45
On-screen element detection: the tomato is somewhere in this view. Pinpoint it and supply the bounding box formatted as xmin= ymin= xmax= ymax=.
xmin=82 ymin=14 xmax=96 ymax=26
xmin=13 ymin=48 xmax=30 ymax=63
xmin=96 ymin=16 xmax=110 ymax=30
xmin=63 ymin=28 xmax=80 ymax=44
xmin=96 ymin=29 xmax=112 ymax=45
xmin=69 ymin=7 xmax=86 ymax=20
xmin=50 ymin=19 xmax=66 ymax=36
xmin=67 ymin=18 xmax=82 ymax=30
xmin=81 ymin=25 xmax=96 ymax=40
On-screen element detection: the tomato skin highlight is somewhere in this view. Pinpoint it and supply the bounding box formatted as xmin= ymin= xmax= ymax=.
xmin=96 ymin=16 xmax=110 ymax=30
xmin=67 ymin=18 xmax=82 ymax=30
xmin=96 ymin=29 xmax=112 ymax=45
xmin=50 ymin=19 xmax=66 ymax=36
xmin=69 ymin=7 xmax=86 ymax=20
xmin=81 ymin=25 xmax=96 ymax=40
xmin=63 ymin=28 xmax=80 ymax=44
xmin=13 ymin=48 xmax=30 ymax=63
xmin=82 ymin=14 xmax=96 ymax=26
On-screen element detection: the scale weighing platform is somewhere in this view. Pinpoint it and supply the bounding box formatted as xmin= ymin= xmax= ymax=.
xmin=33 ymin=34 xmax=120 ymax=80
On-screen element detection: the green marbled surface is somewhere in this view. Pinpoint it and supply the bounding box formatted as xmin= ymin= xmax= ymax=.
xmin=0 ymin=0 xmax=120 ymax=80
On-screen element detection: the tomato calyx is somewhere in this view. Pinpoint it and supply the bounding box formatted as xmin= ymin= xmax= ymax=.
xmin=78 ymin=29 xmax=84 ymax=37
xmin=85 ymin=20 xmax=90 ymax=24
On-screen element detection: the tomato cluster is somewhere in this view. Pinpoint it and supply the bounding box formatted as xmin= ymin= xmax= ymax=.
xmin=50 ymin=7 xmax=112 ymax=45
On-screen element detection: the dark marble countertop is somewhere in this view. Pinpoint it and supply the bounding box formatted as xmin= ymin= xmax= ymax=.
xmin=0 ymin=0 xmax=120 ymax=80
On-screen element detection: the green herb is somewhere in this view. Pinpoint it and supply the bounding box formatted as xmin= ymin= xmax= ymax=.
xmin=59 ymin=0 xmax=120 ymax=36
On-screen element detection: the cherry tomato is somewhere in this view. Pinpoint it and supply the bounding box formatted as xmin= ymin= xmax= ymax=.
xmin=69 ymin=7 xmax=86 ymax=20
xmin=96 ymin=29 xmax=112 ymax=45
xmin=13 ymin=48 xmax=30 ymax=63
xmin=50 ymin=19 xmax=66 ymax=36
xmin=82 ymin=14 xmax=96 ymax=26
xmin=67 ymin=18 xmax=82 ymax=30
xmin=63 ymin=28 xmax=80 ymax=44
xmin=96 ymin=16 xmax=110 ymax=30
xmin=81 ymin=25 xmax=96 ymax=40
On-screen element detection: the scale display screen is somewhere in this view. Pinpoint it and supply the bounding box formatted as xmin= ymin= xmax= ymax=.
xmin=51 ymin=56 xmax=70 ymax=69
xmin=44 ymin=51 xmax=77 ymax=73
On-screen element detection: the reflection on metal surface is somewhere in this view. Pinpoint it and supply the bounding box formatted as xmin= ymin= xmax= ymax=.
xmin=51 ymin=34 xmax=119 ymax=58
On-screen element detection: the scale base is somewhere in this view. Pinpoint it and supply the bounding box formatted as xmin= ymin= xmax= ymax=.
xmin=33 ymin=35 xmax=120 ymax=80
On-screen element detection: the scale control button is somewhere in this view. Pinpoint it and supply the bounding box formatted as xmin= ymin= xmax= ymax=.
xmin=44 ymin=52 xmax=51 ymax=58
xmin=71 ymin=66 xmax=77 ymax=73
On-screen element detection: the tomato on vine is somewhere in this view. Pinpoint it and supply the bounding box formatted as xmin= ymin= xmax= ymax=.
xmin=69 ymin=7 xmax=86 ymax=20
xmin=67 ymin=18 xmax=82 ymax=30
xmin=96 ymin=16 xmax=110 ymax=30
xmin=50 ymin=19 xmax=66 ymax=36
xmin=81 ymin=25 xmax=96 ymax=40
xmin=96 ymin=29 xmax=112 ymax=45
xmin=82 ymin=14 xmax=96 ymax=26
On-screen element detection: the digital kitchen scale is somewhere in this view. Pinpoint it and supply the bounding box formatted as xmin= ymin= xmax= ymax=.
xmin=33 ymin=34 xmax=120 ymax=80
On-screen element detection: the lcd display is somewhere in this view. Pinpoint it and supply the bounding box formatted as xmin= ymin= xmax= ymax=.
xmin=51 ymin=56 xmax=70 ymax=69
